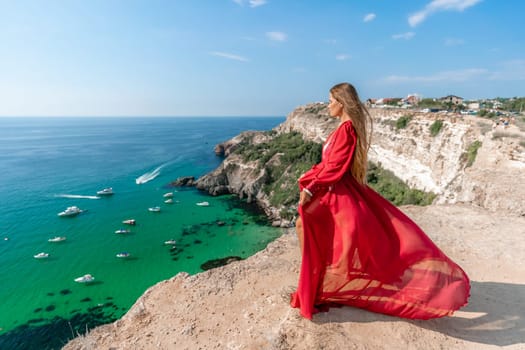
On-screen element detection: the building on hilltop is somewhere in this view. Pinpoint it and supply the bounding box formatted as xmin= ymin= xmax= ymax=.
xmin=440 ymin=95 xmax=464 ymax=106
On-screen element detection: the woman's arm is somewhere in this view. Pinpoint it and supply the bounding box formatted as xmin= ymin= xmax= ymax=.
xmin=304 ymin=122 xmax=356 ymax=195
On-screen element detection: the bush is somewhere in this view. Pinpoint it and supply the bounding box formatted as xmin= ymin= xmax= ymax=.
xmin=429 ymin=120 xmax=444 ymax=136
xmin=367 ymin=162 xmax=436 ymax=206
xmin=461 ymin=141 xmax=482 ymax=167
xmin=396 ymin=115 xmax=412 ymax=130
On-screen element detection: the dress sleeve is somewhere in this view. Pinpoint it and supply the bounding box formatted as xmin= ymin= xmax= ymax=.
xmin=305 ymin=121 xmax=356 ymax=194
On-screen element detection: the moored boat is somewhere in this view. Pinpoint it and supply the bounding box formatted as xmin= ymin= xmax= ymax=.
xmin=116 ymin=252 xmax=131 ymax=258
xmin=34 ymin=252 xmax=50 ymax=259
xmin=96 ymin=187 xmax=114 ymax=196
xmin=74 ymin=274 xmax=95 ymax=283
xmin=148 ymin=206 xmax=161 ymax=212
xmin=48 ymin=236 xmax=67 ymax=243
xmin=196 ymin=201 xmax=210 ymax=207
xmin=115 ymin=229 xmax=130 ymax=234
xmin=122 ymin=219 xmax=136 ymax=225
xmin=163 ymin=192 xmax=174 ymax=198
xmin=58 ymin=206 xmax=83 ymax=217
xmin=164 ymin=198 xmax=174 ymax=204
xmin=164 ymin=239 xmax=177 ymax=245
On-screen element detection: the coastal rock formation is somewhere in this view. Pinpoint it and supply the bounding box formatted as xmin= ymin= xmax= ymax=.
xmin=199 ymin=104 xmax=525 ymax=216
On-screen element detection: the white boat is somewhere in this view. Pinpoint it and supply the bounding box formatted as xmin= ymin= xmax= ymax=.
xmin=164 ymin=239 xmax=177 ymax=245
xmin=96 ymin=187 xmax=114 ymax=196
xmin=122 ymin=219 xmax=136 ymax=225
xmin=48 ymin=236 xmax=66 ymax=243
xmin=74 ymin=274 xmax=95 ymax=283
xmin=58 ymin=206 xmax=83 ymax=217
xmin=164 ymin=198 xmax=174 ymax=204
xmin=196 ymin=201 xmax=210 ymax=207
xmin=115 ymin=229 xmax=130 ymax=234
xmin=148 ymin=206 xmax=161 ymax=212
xmin=34 ymin=252 xmax=49 ymax=259
xmin=163 ymin=192 xmax=174 ymax=198
xmin=116 ymin=252 xmax=131 ymax=258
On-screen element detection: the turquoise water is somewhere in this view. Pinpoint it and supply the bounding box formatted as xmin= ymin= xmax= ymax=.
xmin=0 ymin=116 xmax=285 ymax=349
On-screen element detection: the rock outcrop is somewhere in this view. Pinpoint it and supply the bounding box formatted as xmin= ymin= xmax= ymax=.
xmin=195 ymin=104 xmax=525 ymax=216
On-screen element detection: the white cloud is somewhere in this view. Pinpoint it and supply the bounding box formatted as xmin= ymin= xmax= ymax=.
xmin=233 ymin=0 xmax=267 ymax=7
xmin=266 ymin=31 xmax=287 ymax=42
xmin=249 ymin=0 xmax=267 ymax=7
xmin=392 ymin=32 xmax=415 ymax=40
xmin=408 ymin=0 xmax=482 ymax=27
xmin=444 ymin=38 xmax=465 ymax=46
xmin=489 ymin=60 xmax=525 ymax=81
xmin=363 ymin=13 xmax=376 ymax=22
xmin=209 ymin=51 xmax=249 ymax=62
xmin=335 ymin=54 xmax=351 ymax=61
xmin=385 ymin=68 xmax=488 ymax=83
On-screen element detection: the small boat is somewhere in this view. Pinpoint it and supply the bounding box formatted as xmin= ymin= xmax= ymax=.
xmin=164 ymin=239 xmax=177 ymax=245
xmin=122 ymin=219 xmax=136 ymax=225
xmin=163 ymin=192 xmax=174 ymax=198
xmin=58 ymin=206 xmax=83 ymax=217
xmin=164 ymin=198 xmax=174 ymax=204
xmin=115 ymin=229 xmax=130 ymax=234
xmin=74 ymin=274 xmax=95 ymax=283
xmin=96 ymin=187 xmax=114 ymax=196
xmin=48 ymin=236 xmax=66 ymax=243
xmin=34 ymin=252 xmax=49 ymax=259
xmin=116 ymin=252 xmax=131 ymax=258
xmin=148 ymin=206 xmax=161 ymax=212
xmin=196 ymin=201 xmax=210 ymax=207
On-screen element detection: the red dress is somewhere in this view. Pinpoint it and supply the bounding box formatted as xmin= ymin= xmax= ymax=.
xmin=290 ymin=120 xmax=470 ymax=320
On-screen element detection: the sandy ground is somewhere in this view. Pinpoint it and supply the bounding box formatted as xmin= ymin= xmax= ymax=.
xmin=64 ymin=204 xmax=525 ymax=350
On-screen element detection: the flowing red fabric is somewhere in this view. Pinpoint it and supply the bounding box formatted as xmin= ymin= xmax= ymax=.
xmin=290 ymin=120 xmax=470 ymax=320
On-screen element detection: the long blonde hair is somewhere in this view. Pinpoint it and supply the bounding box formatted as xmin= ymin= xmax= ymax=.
xmin=330 ymin=82 xmax=372 ymax=184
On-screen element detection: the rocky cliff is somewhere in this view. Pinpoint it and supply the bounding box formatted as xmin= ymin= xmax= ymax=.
xmin=197 ymin=104 xmax=525 ymax=216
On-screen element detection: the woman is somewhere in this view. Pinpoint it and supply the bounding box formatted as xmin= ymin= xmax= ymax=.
xmin=290 ymin=82 xmax=470 ymax=320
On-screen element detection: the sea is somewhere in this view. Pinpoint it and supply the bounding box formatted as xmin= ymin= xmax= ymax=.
xmin=0 ymin=116 xmax=285 ymax=350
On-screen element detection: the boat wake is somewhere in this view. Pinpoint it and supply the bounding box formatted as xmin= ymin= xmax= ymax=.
xmin=55 ymin=194 xmax=100 ymax=200
xmin=135 ymin=163 xmax=166 ymax=185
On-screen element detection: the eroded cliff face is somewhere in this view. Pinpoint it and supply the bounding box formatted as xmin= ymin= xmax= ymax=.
xmin=275 ymin=104 xmax=525 ymax=215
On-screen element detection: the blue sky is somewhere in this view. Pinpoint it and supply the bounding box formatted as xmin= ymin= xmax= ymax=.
xmin=0 ymin=0 xmax=523 ymax=116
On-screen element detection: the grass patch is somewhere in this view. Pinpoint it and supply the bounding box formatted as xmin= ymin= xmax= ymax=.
xmin=367 ymin=162 xmax=436 ymax=206
xmin=461 ymin=140 xmax=482 ymax=167
xmin=429 ymin=120 xmax=444 ymax=136
xmin=395 ymin=115 xmax=412 ymax=130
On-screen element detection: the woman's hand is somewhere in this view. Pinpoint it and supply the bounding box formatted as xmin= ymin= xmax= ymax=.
xmin=299 ymin=189 xmax=312 ymax=206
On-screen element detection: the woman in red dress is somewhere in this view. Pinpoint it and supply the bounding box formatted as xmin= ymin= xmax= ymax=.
xmin=290 ymin=82 xmax=470 ymax=320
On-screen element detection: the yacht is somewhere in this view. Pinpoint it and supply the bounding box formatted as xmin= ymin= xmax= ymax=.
xmin=96 ymin=187 xmax=114 ymax=196
xmin=196 ymin=201 xmax=210 ymax=207
xmin=122 ymin=219 xmax=136 ymax=225
xmin=48 ymin=236 xmax=66 ymax=243
xmin=163 ymin=192 xmax=174 ymax=198
xmin=34 ymin=252 xmax=50 ymax=259
xmin=58 ymin=206 xmax=83 ymax=217
xmin=115 ymin=229 xmax=130 ymax=234
xmin=164 ymin=198 xmax=174 ymax=204
xmin=148 ymin=206 xmax=161 ymax=212
xmin=164 ymin=239 xmax=177 ymax=245
xmin=116 ymin=252 xmax=131 ymax=258
xmin=74 ymin=274 xmax=95 ymax=283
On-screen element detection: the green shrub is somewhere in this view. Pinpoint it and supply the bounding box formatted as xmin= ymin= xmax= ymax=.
xmin=367 ymin=162 xmax=436 ymax=206
xmin=396 ymin=115 xmax=412 ymax=130
xmin=429 ymin=120 xmax=444 ymax=136
xmin=461 ymin=141 xmax=482 ymax=167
